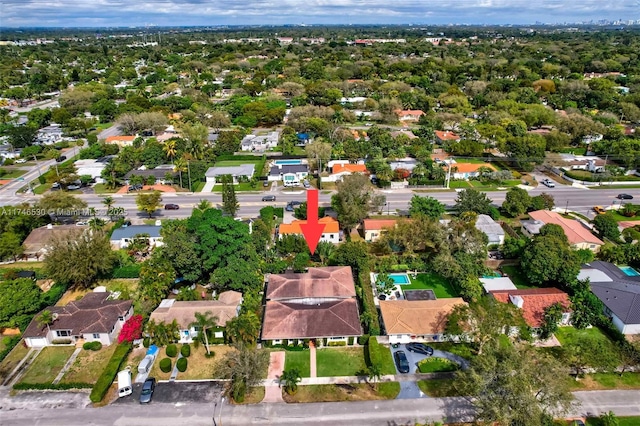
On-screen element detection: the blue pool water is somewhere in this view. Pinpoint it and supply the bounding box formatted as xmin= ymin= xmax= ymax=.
xmin=386 ymin=273 xmax=410 ymax=285
xmin=274 ymin=159 xmax=302 ymax=165
xmin=619 ymin=266 xmax=640 ymax=277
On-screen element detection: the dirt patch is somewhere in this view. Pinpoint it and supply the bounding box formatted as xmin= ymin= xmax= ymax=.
xmin=60 ymin=345 xmax=118 ymax=384
xmin=178 ymin=344 xmax=235 ymax=380
xmin=116 ymin=184 xmax=177 ymax=194
xmin=37 ymin=279 xmax=54 ymax=292
xmin=56 ymin=288 xmax=90 ymax=306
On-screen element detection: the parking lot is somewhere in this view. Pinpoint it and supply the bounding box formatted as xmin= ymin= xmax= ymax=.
xmin=114 ymin=381 xmax=224 ymax=405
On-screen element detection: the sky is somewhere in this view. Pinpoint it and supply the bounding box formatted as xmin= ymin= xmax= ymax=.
xmin=1 ymin=0 xmax=639 ymax=28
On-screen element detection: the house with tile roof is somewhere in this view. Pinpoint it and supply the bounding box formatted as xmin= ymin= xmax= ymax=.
xmin=149 ymin=291 xmax=242 ymax=343
xmin=379 ymin=298 xmax=467 ymax=344
xmin=278 ymin=217 xmax=340 ymax=244
xmin=434 ymin=130 xmax=461 ymax=143
xmin=23 ymin=290 xmax=133 ymax=347
xmin=489 ymin=288 xmax=572 ymax=329
xmin=578 ymin=261 xmax=640 ymax=334
xmin=261 ymin=266 xmax=362 ymax=346
xmin=105 ymin=135 xmax=137 ymax=147
xmin=395 ymin=109 xmax=425 ymax=122
xmin=323 ymin=163 xmax=368 ymax=183
xmin=526 ymin=210 xmax=604 ymax=252
xmin=361 ymin=219 xmax=398 ymax=242
xmin=451 ymin=162 xmax=496 ymax=180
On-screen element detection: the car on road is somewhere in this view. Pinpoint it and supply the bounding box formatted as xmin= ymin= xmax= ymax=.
xmin=56 ymin=155 xmax=67 ymax=162
xmin=593 ymin=206 xmax=607 ymax=214
xmin=406 ymin=342 xmax=434 ymax=356
xmin=76 ymin=221 xmax=88 ymax=226
xmin=164 ymin=203 xmax=179 ymax=210
xmin=541 ymin=178 xmax=555 ymax=188
xmin=262 ymin=195 xmax=276 ymax=202
xmin=139 ymin=377 xmax=156 ymax=404
xmin=394 ymin=350 xmax=410 ymax=373
xmin=617 ymin=194 xmax=634 ymax=200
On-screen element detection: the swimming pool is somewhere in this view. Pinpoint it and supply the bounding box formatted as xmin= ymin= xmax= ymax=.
xmin=619 ymin=266 xmax=640 ymax=277
xmin=274 ymin=159 xmax=302 ymax=165
xmin=376 ymin=273 xmax=410 ymax=285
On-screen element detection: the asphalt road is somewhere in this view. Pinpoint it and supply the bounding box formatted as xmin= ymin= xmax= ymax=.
xmin=2 ymin=389 xmax=640 ymax=426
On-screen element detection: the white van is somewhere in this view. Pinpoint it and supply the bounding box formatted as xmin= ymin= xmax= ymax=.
xmin=117 ymin=368 xmax=132 ymax=398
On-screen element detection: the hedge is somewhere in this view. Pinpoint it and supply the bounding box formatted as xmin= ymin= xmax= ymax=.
xmin=367 ymin=337 xmax=387 ymax=368
xmin=0 ymin=336 xmax=21 ymax=363
xmin=563 ymin=169 xmax=640 ymax=183
xmin=159 ymin=358 xmax=172 ymax=373
xmin=82 ymin=341 xmax=103 ymax=351
xmin=328 ymin=341 xmax=346 ymax=346
xmin=89 ymin=343 xmax=132 ymax=403
xmin=14 ymin=382 xmax=93 ymax=391
xmin=357 ymin=267 xmax=380 ymax=335
xmin=176 ymin=357 xmax=187 ymax=372
xmin=166 ymin=344 xmax=177 ymax=357
xmin=180 ymin=344 xmax=191 ymax=357
xmin=358 ymin=335 xmax=370 ymax=346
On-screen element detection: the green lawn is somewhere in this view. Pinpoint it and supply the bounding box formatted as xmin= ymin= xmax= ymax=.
xmin=449 ymin=180 xmax=521 ymax=191
xmin=192 ymin=181 xmax=205 ymax=192
xmin=404 ymin=273 xmax=460 ymax=298
xmin=0 ymin=169 xmax=27 ymax=179
xmin=429 ymin=342 xmax=474 ymax=359
xmin=608 ymin=208 xmax=639 ymax=223
xmin=316 ymin=347 xmax=367 ymax=377
xmin=211 ymin=182 xmax=259 ymax=192
xmin=417 ymin=357 xmax=459 ymax=373
xmin=417 ymin=379 xmax=461 ymax=397
xmin=18 ymin=346 xmax=75 ymax=384
xmin=554 ymin=326 xmax=613 ymax=348
xmin=92 ymin=183 xmax=120 ymax=194
xmin=214 ymin=160 xmax=261 ymax=167
xmin=587 ymin=416 xmax=640 ymax=426
xmin=284 ymin=350 xmax=311 ymax=378
xmin=500 ymin=265 xmax=537 ymax=289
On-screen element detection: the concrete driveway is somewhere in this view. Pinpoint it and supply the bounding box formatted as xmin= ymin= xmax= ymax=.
xmin=114 ymin=381 xmax=223 ymax=405
xmin=390 ymin=345 xmax=427 ymax=399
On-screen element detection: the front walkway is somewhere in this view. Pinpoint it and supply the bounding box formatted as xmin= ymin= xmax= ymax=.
xmin=309 ymin=341 xmax=317 ymax=378
xmin=201 ymin=181 xmax=215 ymax=192
xmin=260 ymin=372 xmax=453 ymax=387
xmin=52 ymin=347 xmax=82 ymax=385
xmin=262 ymin=351 xmax=285 ymax=403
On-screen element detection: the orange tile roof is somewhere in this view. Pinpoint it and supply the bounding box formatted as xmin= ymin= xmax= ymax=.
xmin=332 ymin=163 xmax=368 ymax=174
xmin=379 ymin=299 xmax=467 ymax=335
xmin=395 ymin=109 xmax=424 ymax=117
xmin=105 ymin=135 xmax=136 ymax=143
xmin=363 ymin=219 xmax=398 ymax=231
xmin=528 ymin=210 xmax=604 ymax=246
xmin=279 ymin=217 xmax=339 ymax=235
xmin=490 ymin=288 xmax=571 ymax=328
xmin=435 ymin=130 xmax=460 ymax=141
xmin=453 ymin=162 xmax=496 ymax=173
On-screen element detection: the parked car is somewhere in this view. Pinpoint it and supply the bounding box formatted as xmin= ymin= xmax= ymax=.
xmin=285 ymin=204 xmax=294 ymax=212
xmin=263 ymin=181 xmax=269 ymax=187
xmin=262 ymin=195 xmax=276 ymax=202
xmin=139 ymin=377 xmax=156 ymax=404
xmin=406 ymin=342 xmax=434 ymax=356
xmin=541 ymin=179 xmax=555 ymax=188
xmin=128 ymin=184 xmax=143 ymax=192
xmin=66 ymin=184 xmax=81 ymax=190
xmin=286 ymin=201 xmax=302 ymax=211
xmin=303 ymin=181 xmax=311 ymax=188
xmin=394 ymin=350 xmax=410 ymax=373
xmin=75 ymin=221 xmax=88 ymax=226
xmin=56 ymin=155 xmax=66 ymax=163
xmin=617 ymin=194 xmax=634 ymax=200
xmin=15 ymin=158 xmax=26 ymax=164
xmin=593 ymin=206 xmax=607 ymax=214
xmin=164 ymin=203 xmax=180 ymax=210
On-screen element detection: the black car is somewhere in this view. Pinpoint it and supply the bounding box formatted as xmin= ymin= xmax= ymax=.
xmin=394 ymin=350 xmax=410 ymax=374
xmin=406 ymin=342 xmax=434 ymax=356
xmin=262 ymin=195 xmax=276 ymax=202
xmin=56 ymin=155 xmax=67 ymax=162
xmin=617 ymin=194 xmax=634 ymax=200
xmin=164 ymin=203 xmax=179 ymax=210
xmin=139 ymin=377 xmax=156 ymax=404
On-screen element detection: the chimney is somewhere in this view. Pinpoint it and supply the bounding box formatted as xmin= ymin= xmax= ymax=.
xmin=509 ymin=294 xmax=524 ymax=309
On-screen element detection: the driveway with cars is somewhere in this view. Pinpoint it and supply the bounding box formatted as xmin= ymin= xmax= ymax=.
xmin=114 ymin=381 xmax=223 ymax=405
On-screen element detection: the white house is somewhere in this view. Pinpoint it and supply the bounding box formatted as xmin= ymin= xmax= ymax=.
xmin=240 ymin=132 xmax=279 ymax=152
xmin=110 ymin=224 xmax=163 ymax=249
xmin=475 ymin=214 xmax=505 ymax=246
xmin=74 ymin=158 xmax=111 ymax=183
xmin=205 ymin=164 xmax=255 ymax=185
xmin=23 ymin=289 xmax=133 ymax=347
xmin=278 ymin=217 xmax=341 ymax=244
xmin=268 ymin=164 xmax=309 ymax=185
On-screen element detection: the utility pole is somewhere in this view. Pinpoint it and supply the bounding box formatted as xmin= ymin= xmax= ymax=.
xmin=445 ymin=161 xmax=452 ymax=189
xmin=33 ymin=154 xmax=42 ymax=178
xmin=187 ymin=161 xmax=192 ymax=192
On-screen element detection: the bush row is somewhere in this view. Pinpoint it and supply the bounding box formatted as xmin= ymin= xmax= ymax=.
xmin=367 ymin=337 xmax=387 ymax=369
xmin=358 ymin=267 xmax=381 ymax=336
xmin=563 ymin=169 xmax=640 ymax=182
xmin=89 ymin=343 xmax=132 ymax=403
xmin=14 ymin=382 xmax=92 ymax=391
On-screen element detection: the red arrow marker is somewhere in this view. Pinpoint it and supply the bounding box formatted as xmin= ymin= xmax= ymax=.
xmin=299 ymin=188 xmax=326 ymax=254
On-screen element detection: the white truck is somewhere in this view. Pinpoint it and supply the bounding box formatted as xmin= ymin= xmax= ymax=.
xmin=117 ymin=367 xmax=132 ymax=398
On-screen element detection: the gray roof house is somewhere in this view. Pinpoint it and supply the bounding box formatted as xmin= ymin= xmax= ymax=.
xmin=240 ymin=132 xmax=279 ymax=152
xmin=124 ymin=165 xmax=176 ymax=183
xmin=110 ymin=225 xmax=164 ymax=250
xmin=578 ymin=261 xmax=640 ymax=334
xmin=268 ymin=164 xmax=309 ymax=185
xmin=475 ymin=214 xmax=505 ymax=246
xmin=205 ymin=164 xmax=255 ymax=184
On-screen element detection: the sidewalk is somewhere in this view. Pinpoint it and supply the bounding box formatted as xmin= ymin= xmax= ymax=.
xmin=259 ymin=372 xmax=454 ymax=386
xmin=262 ymin=351 xmax=285 ymax=403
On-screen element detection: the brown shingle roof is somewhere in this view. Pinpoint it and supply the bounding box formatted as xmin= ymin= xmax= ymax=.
xmin=490 ymin=288 xmax=571 ymax=328
xmin=149 ymin=291 xmax=242 ymax=328
xmin=22 ymin=225 xmax=80 ymax=255
xmin=265 ymin=267 xmax=356 ymax=300
xmin=23 ymin=292 xmax=132 ymax=338
xmin=261 ymin=299 xmax=362 ymax=339
xmin=379 ymin=299 xmax=467 ymax=336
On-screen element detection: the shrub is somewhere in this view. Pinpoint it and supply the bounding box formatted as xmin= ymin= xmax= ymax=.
xmin=143 ymin=337 xmax=150 ymax=348
xmin=176 ymin=357 xmax=187 ymax=372
xmin=83 ymin=341 xmax=102 ymax=351
xmin=204 ymin=351 xmax=215 ymax=358
xmin=358 ymin=335 xmax=370 ymax=345
xmin=14 ymin=382 xmax=92 ymax=391
xmin=322 ymin=338 xmax=328 ymax=346
xmin=166 ymin=344 xmax=178 ymax=357
xmin=417 ymin=357 xmax=459 ymax=373
xmin=328 ymin=341 xmax=346 ymax=346
xmin=118 ymin=314 xmax=144 ymax=343
xmin=52 ymin=339 xmax=72 ymax=345
xmin=159 ymin=358 xmax=172 ymax=373
xmin=367 ymin=337 xmax=387 ymax=368
xmin=90 ymin=343 xmax=132 ymax=403
xmin=347 ymin=337 xmax=354 ymax=345
xmin=0 ymin=335 xmax=21 ymax=363
xmin=180 ymin=344 xmax=191 ymax=358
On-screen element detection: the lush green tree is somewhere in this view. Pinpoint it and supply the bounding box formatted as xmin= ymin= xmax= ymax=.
xmin=538 ymin=302 xmax=565 ymax=340
xmin=225 ymin=312 xmax=262 ymax=347
xmin=0 ymin=232 xmax=24 ymax=261
xmin=569 ymin=280 xmax=604 ymax=329
xmin=138 ymin=253 xmax=176 ymax=309
xmin=37 ymin=192 xmax=88 ymax=212
xmin=599 ymin=411 xmax=619 ymax=426
xmin=189 ymin=311 xmax=218 ymax=355
xmin=529 ymin=193 xmax=555 ymax=211
xmin=593 ymin=213 xmax=621 ymax=241
xmin=280 ymin=368 xmax=302 ymax=395
xmin=221 ymin=174 xmax=239 ymax=217
xmin=521 ymin=234 xmax=580 ymax=288
xmin=502 ymin=187 xmax=531 ymax=217
xmin=292 ymin=252 xmax=310 ymax=273
xmin=455 ymin=189 xmax=492 ymax=215
xmin=44 ymin=230 xmax=116 ymax=288
xmin=6 ymin=125 xmax=38 ymax=148
xmin=501 ymin=236 xmax=527 ymax=259
xmin=408 ymin=195 xmax=445 ymax=219
xmin=331 ymin=174 xmax=385 ymax=233
xmin=329 ymin=241 xmax=370 ymax=279
xmin=210 ymin=255 xmax=263 ymax=293
xmin=136 ymin=191 xmax=162 ymax=218
xmin=215 ymin=343 xmax=269 ymax=402
xmin=375 ymin=273 xmax=396 ymax=297
xmin=159 ymin=220 xmax=202 ymax=282
xmin=0 ymin=279 xmax=43 ymax=329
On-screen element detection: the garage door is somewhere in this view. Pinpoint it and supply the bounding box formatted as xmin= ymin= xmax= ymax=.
xmin=27 ymin=338 xmax=48 ymax=347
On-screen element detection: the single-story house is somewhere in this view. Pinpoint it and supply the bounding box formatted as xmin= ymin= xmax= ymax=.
xmin=435 ymin=130 xmax=460 ymax=144
xmin=149 ymin=291 xmax=243 ymax=343
xmin=278 ymin=217 xmax=340 ymax=244
xmin=23 ymin=289 xmax=133 ymax=347
xmin=526 ymin=210 xmax=604 ymax=252
xmin=475 ymin=214 xmax=505 ymax=246
xmin=395 ymin=109 xmax=424 ymax=122
xmin=361 ymin=219 xmax=398 ymax=242
xmin=379 ymin=298 xmax=468 ymax=344
xmin=480 ymin=276 xmax=517 ymax=293
xmin=22 ymin=224 xmax=81 ymax=260
xmin=240 ymin=132 xmax=279 ymax=152
xmin=261 ymin=266 xmax=362 ymax=346
xmin=323 ymin=163 xmax=368 ymax=183
xmin=205 ymin=164 xmax=255 ymax=185
xmin=36 ymin=124 xmax=63 ymax=145
xmin=490 ymin=288 xmax=572 ymax=329
xmin=124 ymin=165 xmax=176 ymax=184
xmin=451 ymin=162 xmax=496 ymax=180
xmin=390 ymin=130 xmax=418 ymax=140
xmin=74 ymin=158 xmax=111 ymax=182
xmin=110 ymin=224 xmax=163 ymax=249
xmin=268 ymin=164 xmax=309 ymax=186
xmin=105 ymin=135 xmax=137 ymax=147
xmin=578 ymin=261 xmax=640 ymax=334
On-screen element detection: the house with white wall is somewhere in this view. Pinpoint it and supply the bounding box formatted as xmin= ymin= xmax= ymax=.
xmin=110 ymin=224 xmax=163 ymax=249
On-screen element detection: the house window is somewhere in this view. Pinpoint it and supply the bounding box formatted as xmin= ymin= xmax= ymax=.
xmin=118 ymin=316 xmax=125 ymax=321
xmin=56 ymin=330 xmax=70 ymax=337
xmin=93 ymin=333 xmax=100 ymax=339
xmin=214 ymin=331 xmax=224 ymax=339
xmin=590 ymin=245 xmax=596 ymax=249
xmin=329 ymin=234 xmax=334 ymax=239
xmin=272 ymin=339 xmax=282 ymax=345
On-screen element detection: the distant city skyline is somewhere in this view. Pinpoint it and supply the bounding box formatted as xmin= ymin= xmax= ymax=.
xmin=2 ymin=0 xmax=640 ymax=28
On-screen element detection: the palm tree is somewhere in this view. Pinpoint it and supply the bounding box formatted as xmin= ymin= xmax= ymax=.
xmin=195 ymin=199 xmax=211 ymax=212
xmin=102 ymin=195 xmax=114 ymax=215
xmin=316 ymin=241 xmax=335 ymax=265
xmin=368 ymin=364 xmax=382 ymax=386
xmin=174 ymin=158 xmax=187 ymax=188
xmin=280 ymin=368 xmax=302 ymax=395
xmin=163 ymin=139 xmax=177 ymax=164
xmin=225 ymin=312 xmax=261 ymax=346
xmin=189 ymin=311 xmax=218 ymax=355
xmin=37 ymin=310 xmax=57 ymax=335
